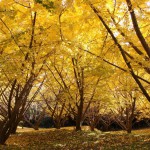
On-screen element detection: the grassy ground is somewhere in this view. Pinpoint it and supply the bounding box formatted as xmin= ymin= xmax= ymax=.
xmin=0 ymin=127 xmax=150 ymax=150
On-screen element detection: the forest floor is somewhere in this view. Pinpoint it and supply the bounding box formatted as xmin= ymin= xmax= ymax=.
xmin=0 ymin=126 xmax=150 ymax=150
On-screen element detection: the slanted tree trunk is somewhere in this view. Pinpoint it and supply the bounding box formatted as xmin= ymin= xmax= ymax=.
xmin=0 ymin=119 xmax=13 ymax=144
xmin=0 ymin=112 xmax=23 ymax=144
xmin=0 ymin=107 xmax=23 ymax=144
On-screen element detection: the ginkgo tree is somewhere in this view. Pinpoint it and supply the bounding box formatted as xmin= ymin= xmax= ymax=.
xmin=0 ymin=0 xmax=60 ymax=144
xmin=108 ymin=72 xmax=142 ymax=133
xmin=87 ymin=0 xmax=150 ymax=102
xmin=43 ymin=47 xmax=110 ymax=131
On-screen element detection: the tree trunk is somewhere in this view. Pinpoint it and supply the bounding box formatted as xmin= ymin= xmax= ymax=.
xmin=127 ymin=128 xmax=132 ymax=133
xmin=55 ymin=124 xmax=61 ymax=129
xmin=127 ymin=124 xmax=132 ymax=133
xmin=33 ymin=125 xmax=39 ymax=130
xmin=76 ymin=118 xmax=81 ymax=131
xmin=10 ymin=123 xmax=18 ymax=134
xmin=54 ymin=119 xmax=61 ymax=129
xmin=75 ymin=103 xmax=83 ymax=131
xmin=90 ymin=125 xmax=95 ymax=131
xmin=126 ymin=120 xmax=132 ymax=134
xmin=0 ymin=110 xmax=23 ymax=144
xmin=0 ymin=118 xmax=15 ymax=144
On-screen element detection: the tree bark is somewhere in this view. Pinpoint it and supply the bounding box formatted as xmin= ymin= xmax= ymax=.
xmin=126 ymin=0 xmax=150 ymax=58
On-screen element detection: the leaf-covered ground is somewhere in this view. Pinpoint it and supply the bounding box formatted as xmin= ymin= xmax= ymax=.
xmin=0 ymin=127 xmax=150 ymax=150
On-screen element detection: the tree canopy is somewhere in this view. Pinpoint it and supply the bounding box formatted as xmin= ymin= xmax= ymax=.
xmin=0 ymin=0 xmax=150 ymax=144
